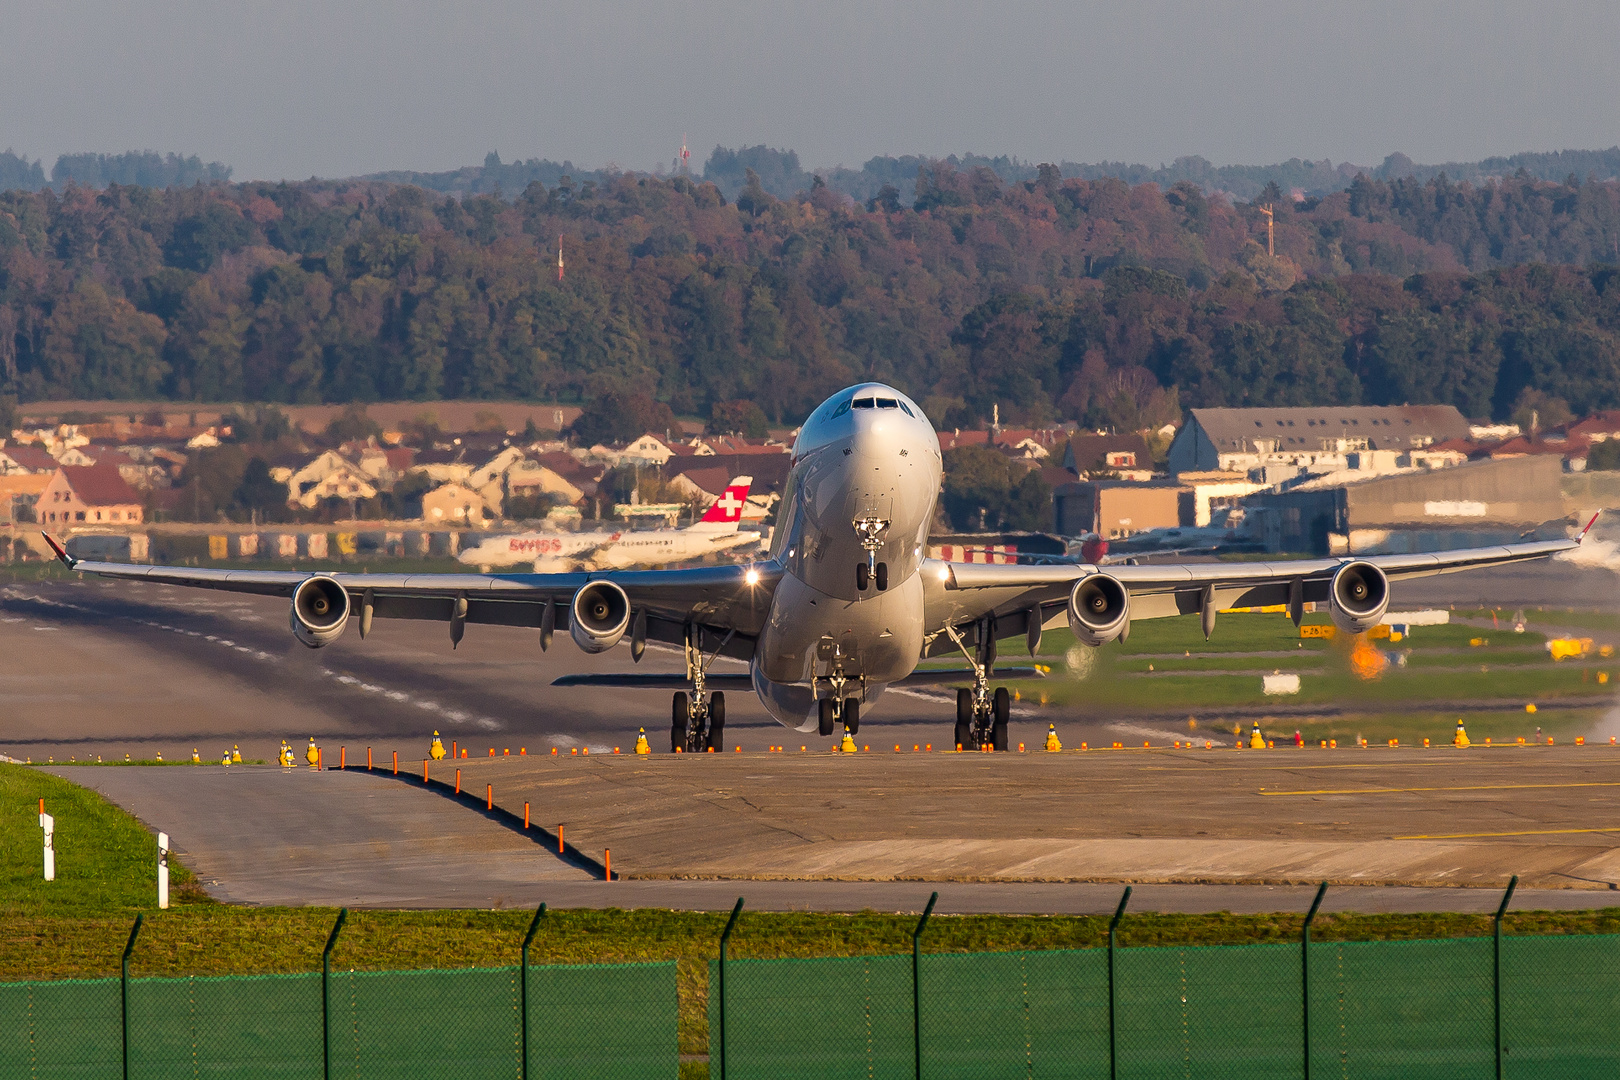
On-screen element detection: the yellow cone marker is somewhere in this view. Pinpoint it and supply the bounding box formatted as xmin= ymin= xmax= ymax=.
xmin=191 ymin=748 xmax=200 ymax=764
xmin=231 ymin=745 xmax=242 ymax=763
xmin=634 ymin=728 xmax=651 ymax=755
xmin=840 ymin=732 xmax=857 ymax=753
xmin=1249 ymin=721 xmax=1266 ymax=749
xmin=1045 ymin=724 xmax=1062 ymax=752
xmin=1453 ymin=719 xmax=1471 ymax=748
xmin=430 ymin=732 xmax=446 ymax=761
xmin=306 ymin=737 xmax=320 ymax=767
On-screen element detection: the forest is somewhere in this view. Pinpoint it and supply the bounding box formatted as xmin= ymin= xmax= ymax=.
xmin=2 ymin=161 xmax=1620 ymax=427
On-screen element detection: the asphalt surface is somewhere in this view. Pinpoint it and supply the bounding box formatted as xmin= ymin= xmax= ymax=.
xmin=37 ymin=764 xmax=1620 ymax=914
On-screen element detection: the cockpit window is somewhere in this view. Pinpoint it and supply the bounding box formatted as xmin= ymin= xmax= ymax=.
xmin=898 ymin=401 xmax=914 ymax=417
xmin=876 ymin=398 xmax=899 ymax=409
xmin=852 ymin=397 xmax=876 ymax=409
xmin=832 ymin=399 xmax=851 ymax=417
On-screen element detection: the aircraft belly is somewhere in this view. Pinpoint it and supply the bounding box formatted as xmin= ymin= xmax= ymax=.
xmin=757 ymin=570 xmax=923 ymax=685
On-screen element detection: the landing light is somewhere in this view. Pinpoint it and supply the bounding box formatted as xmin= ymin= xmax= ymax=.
xmin=745 ymin=568 xmax=761 ymax=586
xmin=935 ymin=564 xmax=950 ymax=582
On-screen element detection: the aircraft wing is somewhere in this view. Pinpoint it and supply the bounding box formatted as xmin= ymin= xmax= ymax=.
xmin=924 ymin=527 xmax=1588 ymax=654
xmin=41 ymin=534 xmax=779 ymax=659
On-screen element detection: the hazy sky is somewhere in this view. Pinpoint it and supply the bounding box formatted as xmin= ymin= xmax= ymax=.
xmin=4 ymin=0 xmax=1617 ymax=180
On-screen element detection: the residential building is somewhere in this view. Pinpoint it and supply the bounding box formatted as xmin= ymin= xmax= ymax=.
xmin=285 ymin=451 xmax=380 ymax=509
xmin=1052 ymin=481 xmax=1184 ymax=538
xmin=421 ymin=482 xmax=491 ymax=526
xmin=37 ymin=464 xmax=145 ymax=525
xmin=1063 ymin=433 xmax=1154 ymax=479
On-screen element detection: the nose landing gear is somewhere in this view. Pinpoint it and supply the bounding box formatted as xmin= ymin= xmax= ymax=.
xmin=815 ymin=645 xmax=863 ymax=741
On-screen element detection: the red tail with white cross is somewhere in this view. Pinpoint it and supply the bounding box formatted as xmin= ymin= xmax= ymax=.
xmin=689 ymin=477 xmax=752 ymax=532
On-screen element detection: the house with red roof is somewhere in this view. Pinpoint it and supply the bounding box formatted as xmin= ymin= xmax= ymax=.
xmin=38 ymin=463 xmax=144 ymax=525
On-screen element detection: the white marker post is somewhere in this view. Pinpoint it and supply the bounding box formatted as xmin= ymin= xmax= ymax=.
xmin=40 ymin=810 xmax=55 ymax=882
xmin=157 ymin=832 xmax=169 ymax=910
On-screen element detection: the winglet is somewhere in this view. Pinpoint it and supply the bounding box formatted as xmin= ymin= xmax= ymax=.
xmin=40 ymin=532 xmax=75 ymax=568
xmin=1578 ymin=511 xmax=1601 ymax=543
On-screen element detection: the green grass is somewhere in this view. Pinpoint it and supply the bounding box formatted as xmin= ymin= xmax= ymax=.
xmin=0 ymin=764 xmax=208 ymax=914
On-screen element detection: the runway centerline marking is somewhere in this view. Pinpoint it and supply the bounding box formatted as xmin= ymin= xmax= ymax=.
xmin=1395 ymin=826 xmax=1620 ymax=839
xmin=1263 ymin=782 xmax=1620 ymax=796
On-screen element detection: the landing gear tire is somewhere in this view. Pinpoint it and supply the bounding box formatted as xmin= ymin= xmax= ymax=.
xmin=991 ymin=687 xmax=1011 ymax=752
xmin=818 ymin=698 xmax=837 ymax=737
xmin=844 ymin=698 xmax=860 ymax=736
xmin=954 ymin=720 xmax=971 ymax=751
xmin=955 ymin=688 xmax=974 ymax=750
xmin=707 ymin=692 xmax=726 ymax=751
xmin=875 ymin=562 xmax=888 ymax=591
xmin=671 ymin=692 xmax=690 ymax=753
xmin=856 ymin=563 xmax=870 ymax=591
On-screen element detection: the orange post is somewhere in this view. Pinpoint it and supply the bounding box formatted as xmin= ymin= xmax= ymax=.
xmin=558 ymin=825 xmax=564 ymax=853
xmin=340 ymin=746 xmax=346 ymax=770
xmin=455 ymin=768 xmax=461 ymax=795
xmin=452 ymin=741 xmax=457 ymax=760
xmin=39 ymin=798 xmax=44 ymax=815
xmin=366 ymin=747 xmax=372 ymax=770
xmin=524 ymin=802 xmax=530 ymax=829
xmin=393 ymin=751 xmax=398 ymax=774
xmin=316 ymin=748 xmax=322 ymax=770
xmin=605 ymin=849 xmax=611 ymax=880
xmin=487 ymin=784 xmax=492 ymax=810
xmin=422 ymin=759 xmax=428 ymax=782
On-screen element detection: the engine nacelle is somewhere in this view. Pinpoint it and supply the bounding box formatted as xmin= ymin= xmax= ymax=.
xmin=570 ymin=580 xmax=631 ymax=653
xmin=1329 ymin=561 xmax=1390 ymax=634
xmin=1067 ymin=572 xmax=1130 ymax=647
xmin=289 ymin=575 xmax=350 ymax=649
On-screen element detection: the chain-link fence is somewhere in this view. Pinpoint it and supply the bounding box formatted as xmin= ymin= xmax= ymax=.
xmin=4 ymin=924 xmax=1619 ymax=1077
xmin=709 ymin=932 xmax=1620 ymax=1080
xmin=0 ymin=961 xmax=677 ymax=1079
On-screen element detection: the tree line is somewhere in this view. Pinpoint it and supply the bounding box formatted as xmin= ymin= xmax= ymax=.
xmin=2 ymin=165 xmax=1619 ymax=427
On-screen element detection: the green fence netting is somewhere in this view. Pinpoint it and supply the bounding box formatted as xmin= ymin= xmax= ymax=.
xmin=526 ymin=961 xmax=678 ymax=1080
xmin=1310 ymin=937 xmax=1494 ymax=1080
xmin=921 ymin=947 xmax=1109 ymax=1079
xmin=710 ymin=954 xmax=913 ymax=1080
xmin=0 ymin=977 xmax=121 ymax=1080
xmin=129 ymin=971 xmax=320 ymax=1078
xmin=1502 ymin=933 xmax=1620 ymax=1077
xmin=0 ymin=961 xmax=676 ymax=1080
xmin=1118 ymin=941 xmax=1301 ymax=1080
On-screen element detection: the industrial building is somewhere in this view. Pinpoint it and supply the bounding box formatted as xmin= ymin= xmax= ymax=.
xmin=1052 ymin=481 xmax=1185 ymax=538
xmin=1245 ymin=455 xmax=1566 ymax=554
xmin=1168 ymin=405 xmax=1471 ymax=476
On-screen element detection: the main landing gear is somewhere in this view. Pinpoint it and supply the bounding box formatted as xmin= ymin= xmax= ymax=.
xmin=672 ymin=624 xmax=734 ymax=753
xmin=945 ymin=621 xmax=1010 ymax=751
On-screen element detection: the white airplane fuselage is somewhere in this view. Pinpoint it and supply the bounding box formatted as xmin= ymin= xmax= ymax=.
xmin=751 ymin=383 xmax=942 ymax=730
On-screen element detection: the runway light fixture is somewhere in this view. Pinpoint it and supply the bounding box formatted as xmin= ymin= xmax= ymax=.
xmin=745 ymin=568 xmax=761 ymax=586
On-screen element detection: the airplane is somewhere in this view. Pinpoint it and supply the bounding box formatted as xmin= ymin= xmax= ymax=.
xmin=456 ymin=477 xmax=762 ymax=571
xmin=41 ymin=382 xmax=1595 ymax=754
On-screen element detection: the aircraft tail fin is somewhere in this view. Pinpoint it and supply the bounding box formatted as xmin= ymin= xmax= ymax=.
xmin=686 ymin=476 xmax=752 ymax=533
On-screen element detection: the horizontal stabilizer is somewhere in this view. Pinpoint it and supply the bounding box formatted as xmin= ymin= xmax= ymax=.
xmin=552 ymin=672 xmax=755 ymax=689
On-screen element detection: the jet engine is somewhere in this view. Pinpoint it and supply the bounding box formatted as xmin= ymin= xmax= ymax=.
xmin=1329 ymin=561 xmax=1390 ymax=634
xmin=1067 ymin=572 xmax=1130 ymax=646
xmin=570 ymin=580 xmax=631 ymax=653
xmin=289 ymin=575 xmax=351 ymax=648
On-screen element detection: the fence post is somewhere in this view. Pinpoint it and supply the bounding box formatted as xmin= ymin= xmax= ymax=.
xmin=121 ymin=913 xmax=143 ymax=1080
xmin=321 ymin=908 xmax=348 ymax=1080
xmin=520 ymin=903 xmax=546 ymax=1080
xmin=912 ymin=891 xmax=939 ymax=1080
xmin=717 ymin=897 xmax=745 ymax=1080
xmin=1494 ymin=875 xmax=1518 ymax=1080
xmin=1301 ymin=882 xmax=1328 ymax=1080
xmin=1108 ymin=885 xmax=1132 ymax=1080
